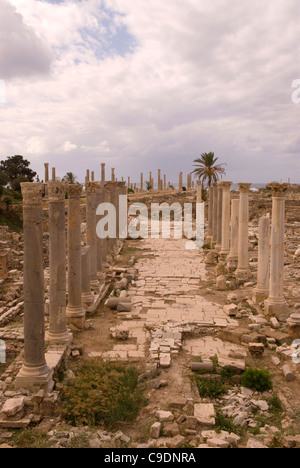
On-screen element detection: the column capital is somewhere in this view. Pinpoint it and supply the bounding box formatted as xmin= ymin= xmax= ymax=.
xmin=238 ymin=183 xmax=252 ymax=193
xmin=85 ymin=181 xmax=98 ymax=194
xmin=21 ymin=183 xmax=44 ymax=206
xmin=44 ymin=162 xmax=49 ymax=168
xmin=197 ymin=180 xmax=202 ymax=187
xmin=268 ymin=183 xmax=290 ymax=198
xmin=68 ymin=184 xmax=83 ymax=199
xmin=219 ymin=181 xmax=232 ymax=190
xmin=47 ymin=181 xmax=66 ymax=202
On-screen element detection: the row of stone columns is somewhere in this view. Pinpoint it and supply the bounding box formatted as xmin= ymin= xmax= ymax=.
xmin=207 ymin=181 xmax=290 ymax=321
xmin=16 ymin=178 xmax=127 ymax=391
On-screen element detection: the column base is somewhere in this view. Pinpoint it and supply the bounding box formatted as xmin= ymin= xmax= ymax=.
xmin=252 ymin=288 xmax=269 ymax=304
xmin=81 ymin=292 xmax=94 ymax=305
xmin=47 ymin=330 xmax=73 ymax=346
xmin=219 ymin=250 xmax=230 ymax=261
xmin=90 ymin=279 xmax=100 ymax=292
xmin=264 ymin=299 xmax=289 ymax=322
xmin=15 ymin=363 xmax=54 ymax=393
xmin=216 ymin=243 xmax=221 ymax=251
xmin=235 ymin=268 xmax=252 ymax=283
xmin=66 ymin=305 xmax=86 ymax=329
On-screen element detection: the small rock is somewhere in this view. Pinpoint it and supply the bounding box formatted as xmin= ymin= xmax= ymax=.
xmin=1 ymin=397 xmax=25 ymax=418
xmin=246 ymin=438 xmax=268 ymax=449
xmin=156 ymin=410 xmax=174 ymax=422
xmin=150 ymin=422 xmax=161 ymax=439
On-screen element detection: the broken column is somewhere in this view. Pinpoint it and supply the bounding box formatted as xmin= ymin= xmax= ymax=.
xmin=141 ymin=173 xmax=144 ymax=191
xmin=16 ymin=183 xmax=54 ymax=392
xmin=227 ymin=199 xmax=240 ymax=271
xmin=111 ymin=168 xmax=115 ymax=182
xmin=101 ymin=163 xmax=106 ymax=182
xmin=48 ymin=181 xmax=70 ymax=344
xmin=216 ymin=182 xmax=223 ymax=250
xmin=66 ymin=184 xmax=86 ymax=328
xmin=265 ymin=183 xmax=290 ymax=320
xmin=44 ymin=163 xmax=49 ymax=183
xmin=86 ymin=182 xmax=99 ymax=291
xmin=220 ymin=181 xmax=232 ymax=257
xmin=253 ymin=215 xmax=270 ymax=304
xmin=158 ymin=169 xmax=161 ymax=191
xmin=179 ymin=172 xmax=183 ymax=191
xmin=52 ymin=168 xmax=56 ymax=182
xmin=164 ymin=175 xmax=167 ymax=190
xmin=235 ymin=183 xmax=252 ymax=282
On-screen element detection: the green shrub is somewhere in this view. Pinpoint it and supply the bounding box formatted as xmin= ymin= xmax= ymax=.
xmin=62 ymin=360 xmax=145 ymax=428
xmin=241 ymin=368 xmax=273 ymax=392
xmin=195 ymin=377 xmax=227 ymax=399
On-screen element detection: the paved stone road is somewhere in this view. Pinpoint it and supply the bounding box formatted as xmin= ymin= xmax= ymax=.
xmin=90 ymin=237 xmax=240 ymax=366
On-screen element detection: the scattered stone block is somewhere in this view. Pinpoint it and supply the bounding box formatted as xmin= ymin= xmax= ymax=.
xmin=246 ymin=438 xmax=268 ymax=449
xmin=150 ymin=422 xmax=161 ymax=439
xmin=163 ymin=423 xmax=180 ymax=438
xmin=156 ymin=411 xmax=174 ymax=422
xmin=1 ymin=397 xmax=25 ymax=418
xmin=223 ymin=304 xmax=238 ymax=317
xmin=248 ymin=342 xmax=265 ymax=357
xmin=207 ymin=438 xmax=229 ymax=449
xmin=194 ymin=404 xmax=216 ymax=426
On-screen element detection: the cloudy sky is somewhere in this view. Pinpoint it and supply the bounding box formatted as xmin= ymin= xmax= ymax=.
xmin=0 ymin=0 xmax=299 ymax=184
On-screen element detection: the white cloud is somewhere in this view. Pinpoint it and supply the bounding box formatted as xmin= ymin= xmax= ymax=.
xmin=0 ymin=0 xmax=299 ymax=183
xmin=0 ymin=0 xmax=54 ymax=79
xmin=63 ymin=141 xmax=77 ymax=152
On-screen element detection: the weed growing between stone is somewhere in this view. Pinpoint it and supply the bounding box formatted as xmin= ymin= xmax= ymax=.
xmin=61 ymin=359 xmax=146 ymax=428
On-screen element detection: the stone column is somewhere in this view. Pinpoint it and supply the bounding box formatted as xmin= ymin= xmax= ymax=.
xmin=91 ymin=171 xmax=95 ymax=182
xmin=101 ymin=163 xmax=106 ymax=182
xmin=158 ymin=169 xmax=161 ymax=191
xmin=187 ymin=173 xmax=192 ymax=190
xmin=207 ymin=186 xmax=213 ymax=240
xmin=235 ymin=183 xmax=252 ymax=282
xmin=253 ymin=215 xmax=270 ymax=304
xmin=128 ymin=177 xmax=130 ymax=188
xmin=81 ymin=246 xmax=94 ymax=305
xmin=141 ymin=173 xmax=143 ymax=191
xmin=95 ymin=182 xmax=109 ymax=279
xmin=52 ymin=168 xmax=56 ymax=182
xmin=227 ymin=199 xmax=240 ymax=271
xmin=44 ymin=163 xmax=49 ymax=183
xmin=196 ymin=180 xmax=202 ymax=204
xmin=86 ymin=182 xmax=99 ymax=291
xmin=111 ymin=168 xmax=115 ymax=182
xmin=179 ymin=172 xmax=183 ymax=191
xmin=265 ymin=183 xmax=290 ymax=320
xmin=212 ymin=183 xmax=218 ymax=244
xmin=86 ymin=170 xmax=90 ymax=182
xmin=164 ymin=175 xmax=166 ymax=190
xmin=16 ymin=183 xmax=53 ymax=392
xmin=216 ymin=182 xmax=223 ymax=250
xmin=47 ymin=182 xmax=70 ymax=344
xmin=220 ymin=182 xmax=232 ymax=257
xmin=66 ymin=184 xmax=86 ymax=328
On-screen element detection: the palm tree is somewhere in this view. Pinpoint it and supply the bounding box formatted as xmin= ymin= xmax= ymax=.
xmin=62 ymin=172 xmax=78 ymax=184
xmin=192 ymin=152 xmax=226 ymax=187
